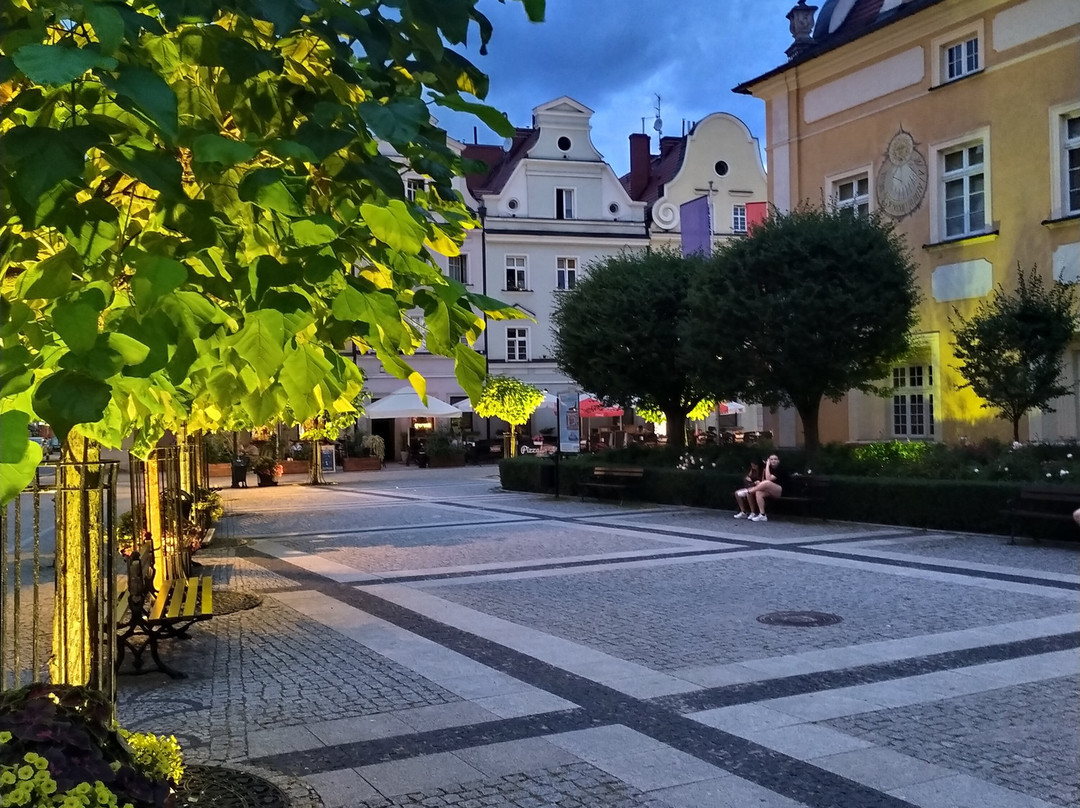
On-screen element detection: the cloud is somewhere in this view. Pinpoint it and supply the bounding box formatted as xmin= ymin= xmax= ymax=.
xmin=437 ymin=0 xmax=797 ymax=174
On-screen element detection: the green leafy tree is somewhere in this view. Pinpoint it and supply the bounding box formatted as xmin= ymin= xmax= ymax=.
xmin=473 ymin=375 xmax=544 ymax=457
xmin=0 ymin=0 xmax=544 ymax=503
xmin=952 ymin=264 xmax=1078 ymax=442
xmin=689 ymin=204 xmax=920 ymax=463
xmin=551 ymin=248 xmax=714 ymax=450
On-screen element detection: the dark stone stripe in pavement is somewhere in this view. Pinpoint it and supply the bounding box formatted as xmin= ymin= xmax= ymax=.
xmin=242 ymin=550 xmax=919 ymax=808
xmin=657 ymin=631 xmax=1080 ymax=714
xmin=791 ymin=546 xmax=1080 ymax=591
xmin=250 ymin=709 xmax=596 ymax=775
xmin=358 ymin=547 xmax=743 ymax=585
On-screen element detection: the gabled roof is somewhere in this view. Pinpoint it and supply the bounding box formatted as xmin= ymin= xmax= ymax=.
xmin=461 ymin=127 xmax=539 ymax=197
xmin=618 ymin=136 xmax=687 ymax=206
xmin=734 ymin=0 xmax=946 ymax=94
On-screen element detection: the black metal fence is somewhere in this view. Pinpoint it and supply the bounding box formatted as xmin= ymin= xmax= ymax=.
xmin=0 ymin=461 xmax=120 ymax=705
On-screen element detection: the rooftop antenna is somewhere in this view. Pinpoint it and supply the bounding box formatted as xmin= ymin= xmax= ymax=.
xmin=652 ymin=94 xmax=663 ymax=137
xmin=641 ymin=117 xmax=648 ymax=134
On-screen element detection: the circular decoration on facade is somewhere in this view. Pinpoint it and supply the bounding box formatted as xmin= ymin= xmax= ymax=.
xmin=608 ymin=202 xmax=620 ymax=215
xmin=714 ymin=160 xmax=729 ymax=176
xmin=876 ymin=128 xmax=928 ymax=220
xmin=506 ymin=198 xmax=519 ymax=211
xmin=178 ymin=765 xmax=290 ymax=807
xmin=557 ymin=136 xmax=572 ymax=151
xmin=652 ymin=201 xmax=678 ymax=229
xmin=756 ymin=611 xmax=843 ymax=627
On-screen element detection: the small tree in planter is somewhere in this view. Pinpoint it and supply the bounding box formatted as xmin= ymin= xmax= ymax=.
xmin=473 ymin=376 xmax=545 ymax=458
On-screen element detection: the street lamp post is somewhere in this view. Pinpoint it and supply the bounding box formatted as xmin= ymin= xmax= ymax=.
xmin=478 ymin=199 xmax=491 ymax=440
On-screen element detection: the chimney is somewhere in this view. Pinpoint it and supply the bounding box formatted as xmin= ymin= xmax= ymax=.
xmin=629 ymin=133 xmax=651 ymax=199
xmin=786 ymin=0 xmax=818 ymax=60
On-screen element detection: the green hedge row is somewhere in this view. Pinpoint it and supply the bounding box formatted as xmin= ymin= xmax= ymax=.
xmin=499 ymin=457 xmax=1080 ymax=540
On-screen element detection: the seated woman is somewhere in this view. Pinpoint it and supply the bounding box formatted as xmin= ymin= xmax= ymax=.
xmin=733 ymin=459 xmax=764 ymax=519
xmin=744 ymin=454 xmax=786 ymax=522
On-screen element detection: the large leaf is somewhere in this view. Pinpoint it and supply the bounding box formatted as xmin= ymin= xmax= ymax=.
xmin=103 ymin=66 xmax=178 ymax=140
xmin=31 ymin=370 xmax=111 ymax=440
xmin=279 ymin=342 xmax=333 ymax=422
xmin=453 ymin=343 xmax=487 ymax=402
xmin=192 ymin=133 xmax=257 ymax=166
xmin=12 ymin=44 xmax=116 ymax=85
xmin=52 ymin=300 xmax=100 ymax=353
xmin=231 ymin=309 xmax=285 ymax=381
xmin=238 ymin=168 xmax=304 ymax=216
xmin=0 ymin=410 xmax=41 ymax=505
xmin=88 ymin=4 xmax=125 ymax=54
xmin=16 ymin=247 xmax=78 ymax=300
xmin=331 ymin=285 xmax=405 ymax=347
xmin=358 ymin=98 xmax=430 ymax=143
xmin=132 ymin=255 xmax=188 ymax=311
xmin=291 ymin=218 xmax=338 ymax=246
xmin=360 ymin=200 xmax=425 ymax=253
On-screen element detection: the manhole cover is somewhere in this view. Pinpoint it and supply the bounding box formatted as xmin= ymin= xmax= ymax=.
xmin=757 ymin=611 xmax=842 ymax=627
xmin=178 ymin=765 xmax=290 ymax=807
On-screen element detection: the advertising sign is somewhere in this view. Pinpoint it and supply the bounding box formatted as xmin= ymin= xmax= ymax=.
xmin=558 ymin=391 xmax=581 ymax=453
xmin=319 ymin=445 xmax=336 ymax=473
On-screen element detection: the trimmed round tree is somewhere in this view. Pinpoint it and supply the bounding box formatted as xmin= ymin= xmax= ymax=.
xmin=688 ymin=204 xmax=920 ymax=464
xmin=551 ymin=248 xmax=715 ymax=450
xmin=473 ymin=376 xmax=545 ymax=458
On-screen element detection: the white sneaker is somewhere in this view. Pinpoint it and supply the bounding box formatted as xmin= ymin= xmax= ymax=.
xmin=733 ymin=512 xmax=747 ymax=519
xmin=754 ymin=514 xmax=768 ymax=522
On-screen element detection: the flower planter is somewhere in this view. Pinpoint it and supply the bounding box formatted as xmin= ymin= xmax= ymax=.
xmin=428 ymin=454 xmax=466 ymax=468
xmin=343 ymin=456 xmax=382 ymax=471
xmin=208 ymin=463 xmax=233 ymax=478
xmin=255 ymin=471 xmax=278 ymax=487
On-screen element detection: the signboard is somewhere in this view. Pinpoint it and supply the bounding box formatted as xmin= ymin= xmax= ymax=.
xmin=558 ymin=392 xmax=581 ymax=453
xmin=319 ymin=445 xmax=336 ymax=473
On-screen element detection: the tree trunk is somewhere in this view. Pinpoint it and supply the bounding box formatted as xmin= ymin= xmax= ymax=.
xmin=308 ymin=441 xmax=326 ymax=485
xmin=509 ymin=428 xmax=517 ymax=459
xmin=51 ymin=430 xmax=101 ymax=686
xmin=795 ymin=397 xmax=822 ymax=470
xmin=665 ymin=409 xmax=686 ymax=451
xmin=1012 ymin=416 xmax=1021 ymax=444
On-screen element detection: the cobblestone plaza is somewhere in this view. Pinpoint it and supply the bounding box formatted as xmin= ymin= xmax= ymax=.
xmin=117 ymin=466 xmax=1079 ymax=808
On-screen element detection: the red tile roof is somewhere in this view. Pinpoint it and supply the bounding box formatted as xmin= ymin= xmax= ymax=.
xmin=461 ymin=128 xmax=539 ymax=198
xmin=618 ymin=135 xmax=688 ymax=206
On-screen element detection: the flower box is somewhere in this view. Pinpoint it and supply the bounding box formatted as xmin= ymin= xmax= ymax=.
xmin=343 ymin=456 xmax=382 ymax=471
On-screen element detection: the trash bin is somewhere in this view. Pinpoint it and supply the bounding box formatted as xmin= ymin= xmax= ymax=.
xmin=231 ymin=457 xmax=249 ymax=488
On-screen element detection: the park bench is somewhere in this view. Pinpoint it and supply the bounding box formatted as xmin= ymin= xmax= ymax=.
xmin=116 ymin=541 xmax=214 ymax=679
xmin=580 ymin=465 xmax=645 ymax=504
xmin=770 ymin=475 xmax=829 ymax=518
xmin=1001 ymin=485 xmax=1079 ymax=544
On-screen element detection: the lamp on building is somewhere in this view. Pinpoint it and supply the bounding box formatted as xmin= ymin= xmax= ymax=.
xmin=786 ymin=0 xmax=818 ymax=60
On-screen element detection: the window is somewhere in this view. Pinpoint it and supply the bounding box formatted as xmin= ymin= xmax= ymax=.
xmin=556 ymin=257 xmax=577 ymax=290
xmin=1064 ymin=112 xmax=1080 ymax=215
xmin=834 ymin=174 xmax=870 ymax=217
xmin=942 ymin=142 xmax=985 ymax=238
xmin=448 ymin=255 xmax=468 ymax=285
xmin=405 ymin=177 xmax=425 ymax=201
xmin=505 ymin=255 xmax=527 ymax=290
xmin=555 ymin=188 xmax=575 ymax=220
xmin=732 ymin=205 xmax=747 ymax=233
xmin=892 ymin=364 xmax=934 ymax=437
xmin=506 ymin=328 xmax=528 ymax=362
xmin=945 ymin=36 xmax=979 ymax=82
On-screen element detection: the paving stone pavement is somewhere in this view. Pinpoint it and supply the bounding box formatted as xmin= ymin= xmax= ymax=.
xmin=112 ymin=466 xmax=1079 ymax=808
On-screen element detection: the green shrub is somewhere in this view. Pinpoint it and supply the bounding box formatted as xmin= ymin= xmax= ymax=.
xmin=202 ymin=434 xmax=234 ymax=463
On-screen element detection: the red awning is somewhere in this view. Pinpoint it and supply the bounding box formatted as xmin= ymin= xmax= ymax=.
xmin=579 ymin=398 xmax=624 ymax=418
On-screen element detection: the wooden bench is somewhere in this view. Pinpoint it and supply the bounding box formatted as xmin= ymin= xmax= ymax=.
xmin=580 ymin=465 xmax=645 ymax=504
xmin=116 ymin=542 xmax=214 ymax=679
xmin=1002 ymin=485 xmax=1079 ymax=544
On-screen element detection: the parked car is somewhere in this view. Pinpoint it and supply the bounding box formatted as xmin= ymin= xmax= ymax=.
xmin=29 ymin=436 xmax=48 ymax=460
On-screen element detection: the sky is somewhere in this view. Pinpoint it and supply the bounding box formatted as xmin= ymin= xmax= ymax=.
xmin=437 ymin=0 xmax=801 ymax=176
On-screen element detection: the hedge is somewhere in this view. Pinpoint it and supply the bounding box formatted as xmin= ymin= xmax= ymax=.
xmin=498 ymin=457 xmax=1080 ymax=540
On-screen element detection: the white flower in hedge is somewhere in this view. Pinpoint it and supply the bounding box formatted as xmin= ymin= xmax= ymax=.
xmin=1061 ymin=469 xmax=1069 ymax=477
xmin=1046 ymin=472 xmax=1053 ymax=478
xmin=973 ymin=468 xmax=980 ymax=473
xmin=1011 ymin=441 xmax=1022 ymax=450
xmin=1069 ymin=453 xmax=1074 ymax=459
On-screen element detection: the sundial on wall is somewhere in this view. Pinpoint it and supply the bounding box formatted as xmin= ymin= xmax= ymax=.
xmin=876 ymin=129 xmax=928 ymax=220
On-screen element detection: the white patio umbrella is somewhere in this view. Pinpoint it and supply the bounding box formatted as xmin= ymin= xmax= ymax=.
xmin=363 ymin=387 xmax=461 ymax=418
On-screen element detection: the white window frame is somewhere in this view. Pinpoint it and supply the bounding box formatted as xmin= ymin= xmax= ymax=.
xmin=506 ymin=327 xmax=529 ymax=362
xmin=891 ymin=363 xmax=935 ymax=438
xmin=556 ymin=256 xmax=578 ymax=291
xmin=929 ymin=128 xmax=991 ymax=243
xmin=1049 ymin=102 xmax=1080 ymax=219
xmin=931 ymin=21 xmax=984 ymax=87
xmin=732 ymin=205 xmax=747 ymax=233
xmin=405 ymin=177 xmax=426 ymax=201
xmin=447 ymin=254 xmax=469 ymax=285
xmin=555 ymin=187 xmax=576 ymax=220
xmin=505 ymin=255 xmax=527 ymax=291
xmin=827 ymin=167 xmax=872 ymax=217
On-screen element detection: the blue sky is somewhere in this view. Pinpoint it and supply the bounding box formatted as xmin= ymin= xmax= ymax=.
xmin=438 ymin=0 xmax=800 ymax=175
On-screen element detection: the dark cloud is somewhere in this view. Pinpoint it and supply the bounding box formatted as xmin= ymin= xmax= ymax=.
xmin=437 ymin=0 xmax=799 ymax=174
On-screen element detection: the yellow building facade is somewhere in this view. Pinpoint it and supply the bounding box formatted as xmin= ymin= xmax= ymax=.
xmin=737 ymin=0 xmax=1080 ymax=445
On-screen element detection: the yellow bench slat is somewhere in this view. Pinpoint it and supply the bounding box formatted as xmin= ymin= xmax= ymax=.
xmin=200 ymin=576 xmax=213 ymax=616
xmin=182 ymin=577 xmax=200 ymax=615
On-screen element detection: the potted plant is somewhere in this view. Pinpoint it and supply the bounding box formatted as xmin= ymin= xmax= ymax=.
xmin=425 ymin=429 xmax=466 ymax=468
xmin=343 ymin=434 xmax=384 ymax=471
xmin=250 ymin=455 xmax=280 ymax=486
